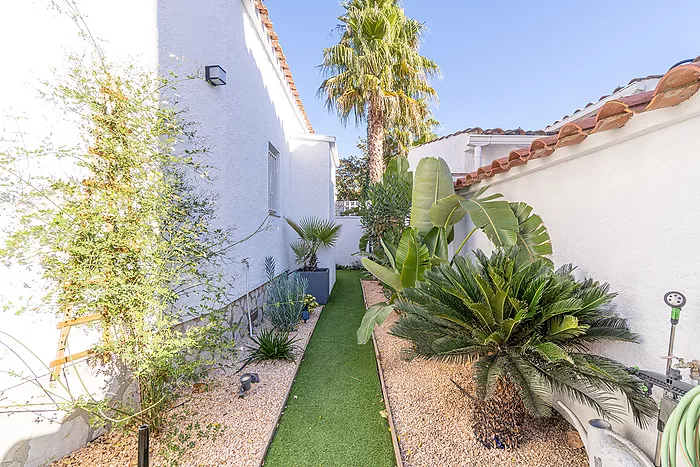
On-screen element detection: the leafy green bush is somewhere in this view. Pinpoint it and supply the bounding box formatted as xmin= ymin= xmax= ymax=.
xmin=0 ymin=32 xmax=248 ymax=431
xmin=246 ymin=329 xmax=298 ymax=363
xmin=303 ymin=294 xmax=319 ymax=311
xmin=391 ymin=247 xmax=657 ymax=446
xmin=357 ymin=157 xmax=412 ymax=259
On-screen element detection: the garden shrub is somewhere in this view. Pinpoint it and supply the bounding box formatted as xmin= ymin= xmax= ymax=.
xmin=265 ymin=273 xmax=308 ymax=332
xmin=246 ymin=329 xmax=298 ymax=363
xmin=391 ymin=247 xmax=657 ymax=448
xmin=263 ymin=256 xmax=308 ymax=332
xmin=0 ymin=50 xmax=242 ymax=432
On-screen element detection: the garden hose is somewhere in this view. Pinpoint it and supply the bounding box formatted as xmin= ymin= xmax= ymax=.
xmin=661 ymin=384 xmax=700 ymax=467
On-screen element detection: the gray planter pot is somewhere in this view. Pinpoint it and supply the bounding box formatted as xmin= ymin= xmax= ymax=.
xmin=295 ymin=268 xmax=330 ymax=305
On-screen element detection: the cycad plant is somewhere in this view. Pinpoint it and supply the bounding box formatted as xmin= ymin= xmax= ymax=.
xmin=286 ymin=217 xmax=341 ymax=271
xmin=391 ymin=248 xmax=657 ymax=448
xmin=319 ymin=0 xmax=439 ymax=182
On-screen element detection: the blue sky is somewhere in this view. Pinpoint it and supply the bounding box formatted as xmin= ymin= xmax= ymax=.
xmin=265 ymin=0 xmax=700 ymax=160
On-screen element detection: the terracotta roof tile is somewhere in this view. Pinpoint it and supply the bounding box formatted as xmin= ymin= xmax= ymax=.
xmin=454 ymin=61 xmax=700 ymax=189
xmin=254 ymin=0 xmax=313 ymax=133
xmin=548 ymin=74 xmax=665 ymax=128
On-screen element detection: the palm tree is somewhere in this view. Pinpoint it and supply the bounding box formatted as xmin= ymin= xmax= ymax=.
xmin=285 ymin=217 xmax=341 ymax=271
xmin=319 ymin=0 xmax=439 ymax=182
xmin=391 ymin=248 xmax=657 ymax=448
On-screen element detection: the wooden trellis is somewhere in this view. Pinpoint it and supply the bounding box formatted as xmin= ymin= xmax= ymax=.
xmin=49 ymin=312 xmax=104 ymax=380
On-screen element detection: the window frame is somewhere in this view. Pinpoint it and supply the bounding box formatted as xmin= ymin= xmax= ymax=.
xmin=268 ymin=142 xmax=280 ymax=216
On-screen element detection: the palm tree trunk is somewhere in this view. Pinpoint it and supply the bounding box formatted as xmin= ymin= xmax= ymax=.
xmin=367 ymin=99 xmax=385 ymax=183
xmin=472 ymin=377 xmax=526 ymax=449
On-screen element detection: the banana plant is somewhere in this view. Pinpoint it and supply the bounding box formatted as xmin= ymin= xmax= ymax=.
xmin=357 ymin=156 xmax=552 ymax=344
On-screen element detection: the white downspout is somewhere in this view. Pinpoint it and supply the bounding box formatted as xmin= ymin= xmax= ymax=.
xmin=474 ymin=145 xmax=483 ymax=169
xmin=242 ymin=258 xmax=253 ymax=336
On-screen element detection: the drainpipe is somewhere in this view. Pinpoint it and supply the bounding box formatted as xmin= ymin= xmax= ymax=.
xmin=473 ymin=145 xmax=483 ymax=169
xmin=241 ymin=258 xmax=253 ymax=336
xmin=472 ymin=143 xmax=489 ymax=171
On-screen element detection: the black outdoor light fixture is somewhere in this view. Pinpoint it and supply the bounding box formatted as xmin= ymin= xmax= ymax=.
xmin=237 ymin=372 xmax=260 ymax=398
xmin=137 ymin=425 xmax=149 ymax=467
xmin=205 ymin=65 xmax=226 ymax=86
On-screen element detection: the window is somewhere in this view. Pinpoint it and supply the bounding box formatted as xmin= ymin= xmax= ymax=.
xmin=268 ymin=143 xmax=280 ymax=214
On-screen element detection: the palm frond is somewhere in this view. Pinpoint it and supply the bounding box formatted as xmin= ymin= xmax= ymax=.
xmin=391 ymin=246 xmax=652 ymax=428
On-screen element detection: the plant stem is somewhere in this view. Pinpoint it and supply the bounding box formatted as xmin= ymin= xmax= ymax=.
xmin=453 ymin=226 xmax=478 ymax=258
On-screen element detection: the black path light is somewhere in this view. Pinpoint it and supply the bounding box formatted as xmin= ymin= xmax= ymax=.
xmin=205 ymin=65 xmax=226 ymax=86
xmin=238 ymin=372 xmax=260 ymax=398
xmin=137 ymin=425 xmax=149 ymax=467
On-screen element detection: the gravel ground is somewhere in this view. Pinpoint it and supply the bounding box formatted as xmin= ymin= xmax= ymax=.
xmin=52 ymin=309 xmax=322 ymax=467
xmin=361 ymin=279 xmax=588 ymax=467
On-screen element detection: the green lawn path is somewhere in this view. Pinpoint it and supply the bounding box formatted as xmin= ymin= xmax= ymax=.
xmin=263 ymin=270 xmax=396 ymax=467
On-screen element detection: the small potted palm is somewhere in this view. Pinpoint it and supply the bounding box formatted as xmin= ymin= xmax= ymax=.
xmin=285 ymin=217 xmax=340 ymax=304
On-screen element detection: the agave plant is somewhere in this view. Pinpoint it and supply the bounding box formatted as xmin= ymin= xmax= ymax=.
xmin=246 ymin=329 xmax=298 ymax=363
xmin=286 ymin=217 xmax=341 ymax=271
xmin=390 ymin=248 xmax=657 ymax=447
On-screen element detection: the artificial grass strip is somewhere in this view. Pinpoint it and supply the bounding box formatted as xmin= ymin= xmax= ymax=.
xmin=263 ymin=270 xmax=396 ymax=467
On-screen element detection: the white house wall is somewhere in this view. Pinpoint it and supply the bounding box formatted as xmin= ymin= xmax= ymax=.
xmin=287 ymin=135 xmax=338 ymax=291
xmin=335 ymin=217 xmax=364 ymax=267
xmin=408 ymin=134 xmax=538 ymax=177
xmin=455 ymin=93 xmax=700 ymax=457
xmin=409 ymin=134 xmax=473 ymax=176
xmin=0 ymin=0 xmax=330 ymax=464
xmin=156 ymin=0 xmax=309 ymax=298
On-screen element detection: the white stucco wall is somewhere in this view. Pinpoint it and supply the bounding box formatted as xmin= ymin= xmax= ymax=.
xmin=287 ymin=134 xmax=339 ymax=291
xmin=455 ymin=92 xmax=700 ymax=457
xmin=335 ymin=216 xmax=364 ymax=267
xmin=0 ymin=0 xmax=335 ymax=465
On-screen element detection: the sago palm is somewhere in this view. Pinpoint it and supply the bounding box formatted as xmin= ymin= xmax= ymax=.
xmin=319 ymin=0 xmax=439 ymax=182
xmin=286 ymin=217 xmax=341 ymax=271
xmin=391 ymin=248 xmax=657 ymax=448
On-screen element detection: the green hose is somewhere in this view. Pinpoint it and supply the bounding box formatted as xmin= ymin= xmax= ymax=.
xmin=662 ymin=384 xmax=700 ymax=467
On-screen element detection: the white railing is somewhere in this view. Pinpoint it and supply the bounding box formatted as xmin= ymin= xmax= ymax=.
xmin=335 ymin=200 xmax=360 ymax=216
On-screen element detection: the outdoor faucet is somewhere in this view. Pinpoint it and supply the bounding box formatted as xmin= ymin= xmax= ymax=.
xmin=675 ymin=358 xmax=700 ymax=386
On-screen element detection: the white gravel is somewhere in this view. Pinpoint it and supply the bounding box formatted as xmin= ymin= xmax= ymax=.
xmin=52 ymin=309 xmax=322 ymax=467
xmin=362 ymin=279 xmax=588 ymax=467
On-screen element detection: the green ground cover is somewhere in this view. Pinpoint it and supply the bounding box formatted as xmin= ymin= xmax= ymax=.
xmin=264 ymin=270 xmax=395 ymax=467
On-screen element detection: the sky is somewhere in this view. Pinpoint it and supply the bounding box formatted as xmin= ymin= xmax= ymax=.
xmin=265 ymin=0 xmax=700 ymax=160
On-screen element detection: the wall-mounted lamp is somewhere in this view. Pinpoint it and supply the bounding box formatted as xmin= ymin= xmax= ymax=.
xmin=205 ymin=65 xmax=226 ymax=86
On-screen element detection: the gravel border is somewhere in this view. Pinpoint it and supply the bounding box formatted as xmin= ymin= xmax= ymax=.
xmin=361 ymin=279 xmax=588 ymax=467
xmin=360 ymin=279 xmax=404 ymax=467
xmin=52 ymin=308 xmax=323 ymax=467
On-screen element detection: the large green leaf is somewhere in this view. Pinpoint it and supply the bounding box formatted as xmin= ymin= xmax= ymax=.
xmin=410 ymin=157 xmax=454 ymax=236
xmin=510 ymin=202 xmax=553 ymax=266
xmin=429 ymin=194 xmax=467 ymax=229
xmin=385 ymin=156 xmax=412 ymax=186
xmin=399 ymin=232 xmax=430 ymax=288
xmin=394 ymin=227 xmax=416 ymax=271
xmin=361 ymin=257 xmax=402 ymax=292
xmin=423 ymin=227 xmax=449 ymax=261
xmin=361 ymin=14 xmax=389 ymax=40
xmin=459 ymin=187 xmax=518 ymax=246
xmin=357 ymin=303 xmax=394 ymax=344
